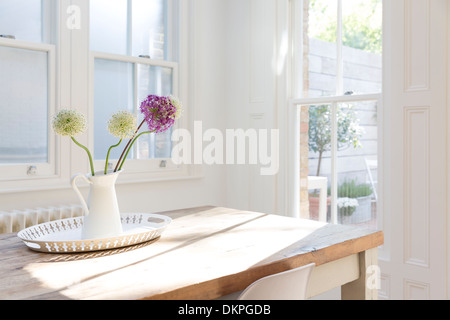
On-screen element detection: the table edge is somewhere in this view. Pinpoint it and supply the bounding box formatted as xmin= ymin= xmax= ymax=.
xmin=143 ymin=230 xmax=384 ymax=300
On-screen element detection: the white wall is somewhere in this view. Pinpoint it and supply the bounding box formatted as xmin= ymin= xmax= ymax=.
xmin=223 ymin=0 xmax=282 ymax=216
xmin=0 ymin=0 xmax=228 ymax=215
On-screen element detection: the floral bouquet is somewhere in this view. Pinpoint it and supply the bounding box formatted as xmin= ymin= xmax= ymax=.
xmin=52 ymin=95 xmax=182 ymax=176
xmin=337 ymin=197 xmax=359 ymax=217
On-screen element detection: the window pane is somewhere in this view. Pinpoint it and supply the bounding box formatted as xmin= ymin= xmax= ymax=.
xmin=305 ymin=0 xmax=382 ymax=97
xmin=136 ymin=128 xmax=173 ymax=160
xmin=94 ymin=59 xmax=134 ymax=161
xmin=132 ymin=0 xmax=167 ymax=60
xmin=90 ymin=0 xmax=168 ymax=59
xmin=342 ymin=0 xmax=382 ymax=95
xmin=136 ymin=64 xmax=174 ymax=159
xmin=0 ymin=46 xmax=48 ymax=164
xmin=337 ymin=101 xmax=378 ymax=229
xmin=90 ymin=0 xmax=128 ymax=55
xmin=137 ymin=64 xmax=173 ymax=100
xmin=0 ymin=0 xmax=43 ymax=43
xmin=342 ymin=0 xmax=382 ymax=53
xmin=307 ymin=0 xmax=338 ymax=97
xmin=308 ymin=104 xmax=332 ymax=222
xmin=307 ymin=101 xmax=379 ymax=228
xmin=94 ymin=61 xmax=175 ymax=162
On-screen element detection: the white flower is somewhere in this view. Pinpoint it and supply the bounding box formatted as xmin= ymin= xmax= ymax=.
xmin=52 ymin=109 xmax=87 ymax=137
xmin=337 ymin=197 xmax=359 ymax=209
xmin=169 ymin=95 xmax=183 ymax=120
xmin=107 ymin=110 xmax=137 ymax=139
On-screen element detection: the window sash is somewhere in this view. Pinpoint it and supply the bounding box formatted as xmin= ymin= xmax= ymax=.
xmin=89 ymin=51 xmax=181 ymax=175
xmin=290 ymin=0 xmax=383 ymax=223
xmin=303 ymin=0 xmax=382 ymax=98
xmin=88 ymin=0 xmax=182 ymax=177
xmin=0 ymin=38 xmax=57 ymax=181
xmin=292 ymin=93 xmax=381 ymax=224
xmin=90 ymin=0 xmax=175 ymax=60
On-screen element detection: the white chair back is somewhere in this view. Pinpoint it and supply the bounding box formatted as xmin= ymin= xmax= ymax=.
xmin=238 ymin=263 xmax=315 ymax=300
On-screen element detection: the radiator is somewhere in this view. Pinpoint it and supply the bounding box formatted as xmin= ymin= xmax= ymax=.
xmin=0 ymin=205 xmax=84 ymax=234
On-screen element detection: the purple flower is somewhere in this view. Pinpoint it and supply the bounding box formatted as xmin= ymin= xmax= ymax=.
xmin=139 ymin=95 xmax=177 ymax=133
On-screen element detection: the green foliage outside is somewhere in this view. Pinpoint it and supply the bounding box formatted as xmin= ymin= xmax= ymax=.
xmin=337 ymin=179 xmax=373 ymax=198
xmin=309 ymin=0 xmax=382 ymax=54
xmin=308 ymin=104 xmax=364 ymax=177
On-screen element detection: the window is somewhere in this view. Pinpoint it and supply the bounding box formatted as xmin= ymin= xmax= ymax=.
xmin=293 ymin=0 xmax=382 ymax=229
xmin=90 ymin=0 xmax=172 ymax=59
xmin=0 ymin=0 xmax=186 ymax=190
xmin=306 ymin=0 xmax=382 ymax=97
xmin=0 ymin=0 xmax=56 ymax=181
xmin=90 ymin=0 xmax=180 ymax=174
xmin=0 ymin=0 xmax=49 ymax=44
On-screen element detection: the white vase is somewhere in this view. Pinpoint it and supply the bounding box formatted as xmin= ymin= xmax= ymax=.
xmin=71 ymin=170 xmax=123 ymax=240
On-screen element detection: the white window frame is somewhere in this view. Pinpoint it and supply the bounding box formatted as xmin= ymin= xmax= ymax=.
xmin=291 ymin=94 xmax=382 ymax=224
xmin=0 ymin=35 xmax=57 ymax=183
xmin=87 ymin=0 xmax=191 ymax=183
xmin=89 ymin=51 xmax=183 ymax=181
xmin=290 ymin=0 xmax=383 ymax=226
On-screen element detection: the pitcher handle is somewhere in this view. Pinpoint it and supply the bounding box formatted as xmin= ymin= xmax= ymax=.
xmin=71 ymin=173 xmax=92 ymax=217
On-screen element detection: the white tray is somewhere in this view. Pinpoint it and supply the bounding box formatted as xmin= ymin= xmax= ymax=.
xmin=17 ymin=213 xmax=172 ymax=254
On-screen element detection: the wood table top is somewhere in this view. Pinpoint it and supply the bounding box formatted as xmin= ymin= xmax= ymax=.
xmin=0 ymin=206 xmax=383 ymax=300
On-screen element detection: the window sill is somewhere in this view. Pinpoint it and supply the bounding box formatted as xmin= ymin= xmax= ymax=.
xmin=0 ymin=170 xmax=204 ymax=195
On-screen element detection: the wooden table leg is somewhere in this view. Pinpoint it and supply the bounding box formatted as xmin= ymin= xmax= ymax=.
xmin=341 ymin=248 xmax=379 ymax=300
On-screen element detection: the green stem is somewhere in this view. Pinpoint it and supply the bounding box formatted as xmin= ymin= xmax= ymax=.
xmin=71 ymin=137 xmax=95 ymax=176
xmin=105 ymin=139 xmax=123 ymax=175
xmin=117 ymin=131 xmax=154 ymax=171
xmin=114 ymin=119 xmax=146 ymax=172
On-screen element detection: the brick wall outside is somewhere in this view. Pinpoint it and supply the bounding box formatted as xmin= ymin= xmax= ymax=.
xmin=300 ymin=0 xmax=311 ymax=218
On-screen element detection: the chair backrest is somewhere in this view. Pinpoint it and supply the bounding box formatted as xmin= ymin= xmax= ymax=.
xmin=238 ymin=263 xmax=315 ymax=300
xmin=365 ymin=158 xmax=378 ymax=201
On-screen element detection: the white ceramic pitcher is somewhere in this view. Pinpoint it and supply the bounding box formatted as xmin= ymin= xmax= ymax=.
xmin=71 ymin=170 xmax=123 ymax=240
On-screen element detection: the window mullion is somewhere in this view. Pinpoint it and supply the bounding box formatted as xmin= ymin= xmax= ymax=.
xmin=291 ymin=93 xmax=381 ymax=108
xmin=165 ymin=0 xmax=175 ymax=61
xmin=133 ymin=62 xmax=138 ymax=160
xmin=336 ymin=0 xmax=343 ymax=95
xmin=41 ymin=0 xmax=45 ymax=43
xmin=69 ymin=0 xmax=91 ymax=175
xmin=127 ymin=0 xmax=133 ymax=56
xmin=330 ymin=102 xmax=338 ymax=224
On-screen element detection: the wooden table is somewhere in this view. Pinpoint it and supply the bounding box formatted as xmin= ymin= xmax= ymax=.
xmin=0 ymin=206 xmax=383 ymax=300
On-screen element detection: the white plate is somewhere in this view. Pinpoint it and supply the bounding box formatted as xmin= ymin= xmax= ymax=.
xmin=17 ymin=213 xmax=172 ymax=254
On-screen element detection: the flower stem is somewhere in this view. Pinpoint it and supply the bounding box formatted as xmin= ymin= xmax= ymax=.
xmin=71 ymin=137 xmax=95 ymax=176
xmin=117 ymin=131 xmax=153 ymax=172
xmin=114 ymin=119 xmax=146 ymax=172
xmin=105 ymin=139 xmax=122 ymax=175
